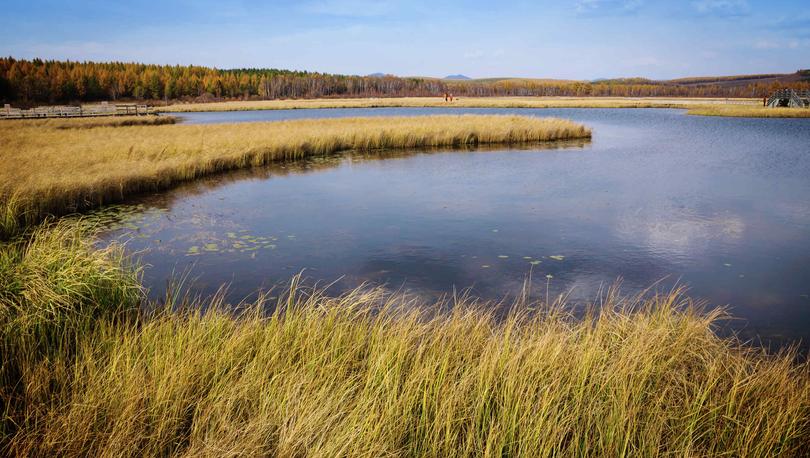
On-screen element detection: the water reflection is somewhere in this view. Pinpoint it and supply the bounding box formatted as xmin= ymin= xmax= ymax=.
xmin=92 ymin=108 xmax=810 ymax=350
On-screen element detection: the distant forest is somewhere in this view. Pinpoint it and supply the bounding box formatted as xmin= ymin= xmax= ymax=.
xmin=1 ymin=57 xmax=809 ymax=105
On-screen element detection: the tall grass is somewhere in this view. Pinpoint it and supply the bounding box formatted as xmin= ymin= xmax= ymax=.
xmin=686 ymin=104 xmax=810 ymax=118
xmin=46 ymin=115 xmax=177 ymax=129
xmin=0 ymin=115 xmax=590 ymax=238
xmin=159 ymin=96 xmax=765 ymax=113
xmin=0 ymin=221 xmax=142 ymax=447
xmin=2 ymin=223 xmax=809 ymax=456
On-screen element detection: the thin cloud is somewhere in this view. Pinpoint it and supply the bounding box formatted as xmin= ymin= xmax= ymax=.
xmin=302 ymin=0 xmax=398 ymax=17
xmin=754 ymin=40 xmax=780 ymax=50
xmin=691 ymin=0 xmax=749 ymax=17
xmin=753 ymin=38 xmax=810 ymax=50
xmin=765 ymin=15 xmax=810 ymax=38
xmin=575 ymin=0 xmax=644 ymax=16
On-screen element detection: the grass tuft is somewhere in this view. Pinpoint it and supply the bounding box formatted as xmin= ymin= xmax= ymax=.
xmin=0 ymin=221 xmax=142 ymax=445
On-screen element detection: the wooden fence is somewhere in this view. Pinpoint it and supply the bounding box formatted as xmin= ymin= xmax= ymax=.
xmin=1 ymin=102 xmax=152 ymax=119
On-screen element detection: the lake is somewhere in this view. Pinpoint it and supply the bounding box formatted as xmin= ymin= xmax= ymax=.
xmin=94 ymin=107 xmax=810 ymax=349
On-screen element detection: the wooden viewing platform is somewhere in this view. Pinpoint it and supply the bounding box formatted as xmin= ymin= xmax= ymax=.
xmin=766 ymin=89 xmax=810 ymax=108
xmin=1 ymin=102 xmax=152 ymax=119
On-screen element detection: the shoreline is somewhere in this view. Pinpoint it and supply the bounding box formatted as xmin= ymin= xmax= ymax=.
xmin=0 ymin=114 xmax=590 ymax=237
xmin=154 ymin=96 xmax=810 ymax=118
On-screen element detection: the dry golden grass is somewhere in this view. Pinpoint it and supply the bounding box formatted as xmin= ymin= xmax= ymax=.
xmin=0 ymin=115 xmax=590 ymax=236
xmin=1 ymin=223 xmax=809 ymax=456
xmin=159 ymin=96 xmax=770 ymax=114
xmin=0 ymin=115 xmax=177 ymax=129
xmin=52 ymin=114 xmax=177 ymax=128
xmin=686 ymin=104 xmax=810 ymax=118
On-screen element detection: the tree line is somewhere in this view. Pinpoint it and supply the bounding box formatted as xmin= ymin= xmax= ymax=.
xmin=1 ymin=57 xmax=808 ymax=105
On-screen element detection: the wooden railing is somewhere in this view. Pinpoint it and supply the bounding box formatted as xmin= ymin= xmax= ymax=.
xmin=1 ymin=102 xmax=152 ymax=119
xmin=767 ymin=89 xmax=810 ymax=108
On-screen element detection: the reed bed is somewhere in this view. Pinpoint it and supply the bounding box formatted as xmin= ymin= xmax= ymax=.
xmin=1 ymin=222 xmax=809 ymax=456
xmin=686 ymin=104 xmax=810 ymax=118
xmin=160 ymin=96 xmax=762 ymax=113
xmin=0 ymin=115 xmax=177 ymax=129
xmin=50 ymin=115 xmax=177 ymax=129
xmin=0 ymin=115 xmax=590 ymax=238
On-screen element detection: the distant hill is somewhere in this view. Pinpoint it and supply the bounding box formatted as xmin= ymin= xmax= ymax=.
xmin=665 ymin=73 xmax=808 ymax=88
xmin=444 ymin=74 xmax=471 ymax=80
xmin=594 ymin=72 xmax=810 ymax=88
xmin=367 ymin=72 xmax=387 ymax=78
xmin=463 ymin=77 xmax=578 ymax=84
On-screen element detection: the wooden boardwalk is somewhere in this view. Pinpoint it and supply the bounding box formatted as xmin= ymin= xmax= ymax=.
xmin=766 ymin=89 xmax=810 ymax=108
xmin=1 ymin=102 xmax=152 ymax=119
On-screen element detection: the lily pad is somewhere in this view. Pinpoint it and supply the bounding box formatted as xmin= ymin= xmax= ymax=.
xmin=549 ymin=255 xmax=565 ymax=261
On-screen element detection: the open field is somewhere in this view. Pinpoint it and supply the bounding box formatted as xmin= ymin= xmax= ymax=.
xmin=1 ymin=222 xmax=809 ymax=456
xmin=0 ymin=115 xmax=590 ymax=237
xmin=158 ymin=96 xmax=760 ymax=112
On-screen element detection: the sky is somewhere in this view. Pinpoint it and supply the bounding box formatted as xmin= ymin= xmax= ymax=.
xmin=2 ymin=0 xmax=809 ymax=80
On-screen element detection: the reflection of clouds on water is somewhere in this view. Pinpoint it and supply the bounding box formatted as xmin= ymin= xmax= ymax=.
xmin=616 ymin=209 xmax=745 ymax=260
xmin=769 ymin=200 xmax=810 ymax=227
xmin=548 ymin=272 xmax=615 ymax=305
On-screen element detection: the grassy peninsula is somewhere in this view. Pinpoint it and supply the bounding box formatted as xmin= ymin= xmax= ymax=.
xmin=0 ymin=114 xmax=590 ymax=237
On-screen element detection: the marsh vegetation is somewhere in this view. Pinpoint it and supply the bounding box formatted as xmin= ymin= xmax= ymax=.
xmin=2 ymin=107 xmax=809 ymax=456
xmin=159 ymin=96 xmax=745 ymax=111
xmin=158 ymin=97 xmax=810 ymax=118
xmin=1 ymin=222 xmax=808 ymax=456
xmin=0 ymin=114 xmax=590 ymax=237
xmin=685 ymin=104 xmax=810 ymax=118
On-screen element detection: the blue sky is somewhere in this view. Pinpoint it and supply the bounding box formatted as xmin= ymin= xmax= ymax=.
xmin=2 ymin=0 xmax=808 ymax=79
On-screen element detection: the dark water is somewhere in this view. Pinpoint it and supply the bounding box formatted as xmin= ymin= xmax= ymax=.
xmin=96 ymin=108 xmax=810 ymax=348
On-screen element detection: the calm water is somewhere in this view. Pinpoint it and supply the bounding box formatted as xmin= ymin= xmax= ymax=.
xmin=96 ymin=108 xmax=810 ymax=348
